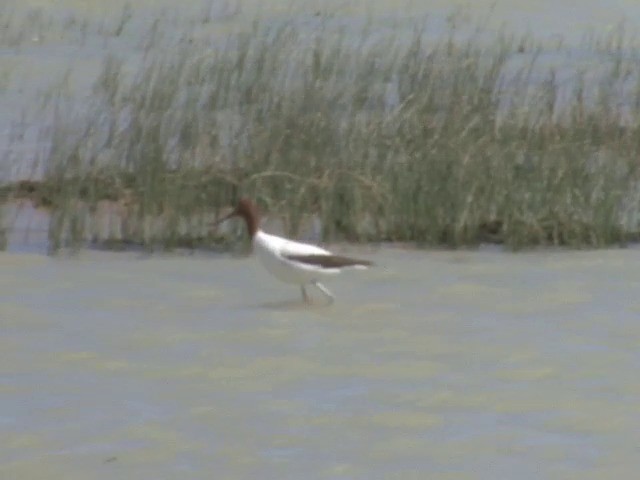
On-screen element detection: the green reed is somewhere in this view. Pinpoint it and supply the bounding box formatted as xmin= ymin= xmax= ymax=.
xmin=26 ymin=10 xmax=640 ymax=251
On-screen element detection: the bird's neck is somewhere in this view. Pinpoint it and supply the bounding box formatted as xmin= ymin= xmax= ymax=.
xmin=240 ymin=212 xmax=259 ymax=238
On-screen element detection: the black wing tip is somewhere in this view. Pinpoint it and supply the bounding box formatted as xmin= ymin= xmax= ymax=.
xmin=284 ymin=254 xmax=374 ymax=269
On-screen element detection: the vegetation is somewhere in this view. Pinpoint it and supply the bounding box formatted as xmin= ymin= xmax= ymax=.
xmin=3 ymin=6 xmax=640 ymax=252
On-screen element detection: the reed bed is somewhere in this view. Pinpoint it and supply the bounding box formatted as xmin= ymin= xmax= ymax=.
xmin=5 ymin=8 xmax=640 ymax=252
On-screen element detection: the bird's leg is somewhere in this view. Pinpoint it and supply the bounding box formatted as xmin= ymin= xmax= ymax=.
xmin=301 ymin=285 xmax=310 ymax=303
xmin=313 ymin=281 xmax=334 ymax=305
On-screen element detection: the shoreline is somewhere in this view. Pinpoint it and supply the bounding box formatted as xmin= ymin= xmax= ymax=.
xmin=3 ymin=195 xmax=640 ymax=255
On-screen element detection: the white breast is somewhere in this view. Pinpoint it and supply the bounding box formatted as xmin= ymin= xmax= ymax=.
xmin=253 ymin=231 xmax=338 ymax=285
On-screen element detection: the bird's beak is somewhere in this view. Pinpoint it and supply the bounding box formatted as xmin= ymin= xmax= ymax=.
xmin=211 ymin=210 xmax=237 ymax=228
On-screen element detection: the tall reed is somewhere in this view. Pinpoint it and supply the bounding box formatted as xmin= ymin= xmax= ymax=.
xmin=29 ymin=12 xmax=640 ymax=251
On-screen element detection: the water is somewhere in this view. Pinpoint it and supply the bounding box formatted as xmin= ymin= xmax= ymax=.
xmin=2 ymin=246 xmax=639 ymax=478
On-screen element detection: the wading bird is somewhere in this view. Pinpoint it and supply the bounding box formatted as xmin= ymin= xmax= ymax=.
xmin=212 ymin=198 xmax=373 ymax=304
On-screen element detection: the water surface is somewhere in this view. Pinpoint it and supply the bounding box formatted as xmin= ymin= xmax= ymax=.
xmin=1 ymin=247 xmax=639 ymax=479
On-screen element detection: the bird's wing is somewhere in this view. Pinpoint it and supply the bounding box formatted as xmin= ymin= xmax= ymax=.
xmin=278 ymin=238 xmax=331 ymax=257
xmin=275 ymin=237 xmax=373 ymax=270
xmin=282 ymin=254 xmax=373 ymax=269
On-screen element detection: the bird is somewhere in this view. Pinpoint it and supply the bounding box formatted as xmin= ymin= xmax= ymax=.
xmin=212 ymin=198 xmax=373 ymax=304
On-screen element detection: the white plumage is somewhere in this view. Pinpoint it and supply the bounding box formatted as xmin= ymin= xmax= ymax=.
xmin=213 ymin=198 xmax=373 ymax=303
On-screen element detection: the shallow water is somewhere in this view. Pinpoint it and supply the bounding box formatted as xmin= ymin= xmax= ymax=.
xmin=1 ymin=246 xmax=639 ymax=479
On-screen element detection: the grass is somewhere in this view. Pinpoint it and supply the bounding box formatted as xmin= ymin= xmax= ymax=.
xmin=4 ymin=6 xmax=640 ymax=252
